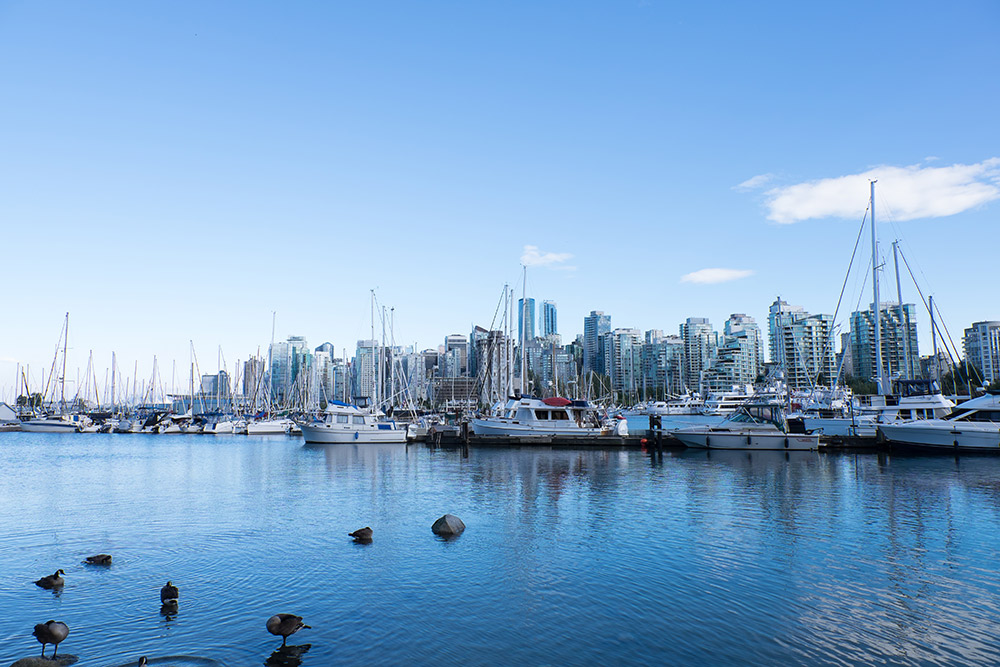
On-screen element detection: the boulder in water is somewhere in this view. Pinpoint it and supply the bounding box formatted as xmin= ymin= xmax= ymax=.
xmin=11 ymin=655 xmax=78 ymax=667
xmin=431 ymin=514 xmax=465 ymax=536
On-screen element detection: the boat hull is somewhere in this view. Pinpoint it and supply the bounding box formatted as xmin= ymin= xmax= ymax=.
xmin=671 ymin=429 xmax=819 ymax=451
xmin=20 ymin=420 xmax=79 ymax=433
xmin=299 ymin=423 xmax=407 ymax=444
xmin=470 ymin=418 xmax=614 ymax=438
xmin=879 ymin=423 xmax=1000 ymax=452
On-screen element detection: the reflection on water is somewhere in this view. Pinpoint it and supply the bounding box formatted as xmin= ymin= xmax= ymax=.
xmin=2 ymin=432 xmax=1000 ymax=665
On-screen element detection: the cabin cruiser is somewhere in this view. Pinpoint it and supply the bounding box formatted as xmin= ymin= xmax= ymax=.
xmin=700 ymin=385 xmax=759 ymax=416
xmin=623 ymin=394 xmax=705 ymax=416
xmin=670 ymin=401 xmax=820 ymax=450
xmin=19 ymin=415 xmax=81 ymax=433
xmin=878 ymin=391 xmax=1000 ymax=452
xmin=800 ymin=379 xmax=954 ymax=438
xmin=297 ymin=401 xmax=406 ymax=444
xmin=470 ymin=395 xmax=627 ymax=438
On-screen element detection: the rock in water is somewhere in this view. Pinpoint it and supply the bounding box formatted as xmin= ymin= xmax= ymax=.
xmin=11 ymin=655 xmax=79 ymax=666
xmin=431 ymin=514 xmax=465 ymax=536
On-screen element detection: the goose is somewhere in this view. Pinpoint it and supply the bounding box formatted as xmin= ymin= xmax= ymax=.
xmin=34 ymin=569 xmax=65 ymax=589
xmin=139 ymin=657 xmax=148 ymax=666
xmin=348 ymin=526 xmax=373 ymax=541
xmin=266 ymin=614 xmax=310 ymax=646
xmin=85 ymin=554 xmax=112 ymax=565
xmin=32 ymin=620 xmax=69 ymax=658
xmin=160 ymin=581 xmax=179 ymax=603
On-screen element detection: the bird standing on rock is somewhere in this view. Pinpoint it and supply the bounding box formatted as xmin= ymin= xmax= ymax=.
xmin=161 ymin=581 xmax=179 ymax=603
xmin=32 ymin=620 xmax=69 ymax=658
xmin=266 ymin=614 xmax=310 ymax=646
xmin=34 ymin=569 xmax=65 ymax=589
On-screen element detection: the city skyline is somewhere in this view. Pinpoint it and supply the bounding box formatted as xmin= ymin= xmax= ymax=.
xmin=2 ymin=2 xmax=998 ymax=398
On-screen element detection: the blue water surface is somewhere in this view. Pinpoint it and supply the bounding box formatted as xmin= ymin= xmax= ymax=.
xmin=2 ymin=431 xmax=1000 ymax=666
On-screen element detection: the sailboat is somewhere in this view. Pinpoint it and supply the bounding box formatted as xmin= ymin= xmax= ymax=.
xmin=298 ymin=292 xmax=406 ymax=444
xmin=21 ymin=313 xmax=81 ymax=433
xmin=799 ymin=181 xmax=953 ymax=439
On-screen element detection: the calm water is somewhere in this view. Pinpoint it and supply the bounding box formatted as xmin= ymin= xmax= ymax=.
xmin=3 ymin=432 xmax=1000 ymax=666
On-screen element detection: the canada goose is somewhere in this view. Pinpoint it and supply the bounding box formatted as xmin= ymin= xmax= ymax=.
xmin=85 ymin=554 xmax=112 ymax=565
xmin=160 ymin=581 xmax=179 ymax=603
xmin=34 ymin=569 xmax=65 ymax=589
xmin=138 ymin=657 xmax=148 ymax=666
xmin=348 ymin=527 xmax=373 ymax=541
xmin=32 ymin=620 xmax=69 ymax=657
xmin=266 ymin=614 xmax=310 ymax=646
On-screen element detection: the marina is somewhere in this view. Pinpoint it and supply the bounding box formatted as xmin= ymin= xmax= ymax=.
xmin=4 ymin=431 xmax=1000 ymax=665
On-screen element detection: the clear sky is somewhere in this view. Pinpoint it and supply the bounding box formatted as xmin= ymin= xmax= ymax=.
xmin=1 ymin=1 xmax=998 ymax=400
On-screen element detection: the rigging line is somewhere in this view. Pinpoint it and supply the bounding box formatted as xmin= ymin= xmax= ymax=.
xmin=833 ymin=205 xmax=870 ymax=322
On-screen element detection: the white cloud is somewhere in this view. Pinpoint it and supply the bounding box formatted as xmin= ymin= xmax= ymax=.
xmin=762 ymin=159 xmax=1000 ymax=224
xmin=521 ymin=245 xmax=574 ymax=268
xmin=735 ymin=173 xmax=774 ymax=191
xmin=680 ymin=268 xmax=755 ymax=284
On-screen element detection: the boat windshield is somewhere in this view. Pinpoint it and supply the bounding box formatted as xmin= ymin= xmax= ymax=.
xmin=728 ymin=405 xmax=785 ymax=430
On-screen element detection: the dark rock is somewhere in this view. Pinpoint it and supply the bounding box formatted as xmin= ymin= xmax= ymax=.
xmin=11 ymin=654 xmax=78 ymax=667
xmin=431 ymin=514 xmax=466 ymax=536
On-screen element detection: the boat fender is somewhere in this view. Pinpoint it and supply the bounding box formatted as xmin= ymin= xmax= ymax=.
xmin=784 ymin=437 xmax=789 ymax=449
xmin=354 ymin=431 xmax=360 ymax=440
xmin=705 ymin=435 xmax=710 ymax=448
xmin=747 ymin=435 xmax=752 ymax=446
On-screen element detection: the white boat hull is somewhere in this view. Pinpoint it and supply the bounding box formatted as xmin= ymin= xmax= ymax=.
xmin=470 ymin=418 xmax=616 ymax=438
xmin=20 ymin=420 xmax=79 ymax=433
xmin=299 ymin=423 xmax=407 ymax=444
xmin=672 ymin=428 xmax=819 ymax=451
xmin=247 ymin=420 xmax=290 ymax=435
xmin=879 ymin=422 xmax=1000 ymax=452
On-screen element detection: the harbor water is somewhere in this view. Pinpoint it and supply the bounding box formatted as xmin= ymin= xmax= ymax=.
xmin=3 ymin=431 xmax=1000 ymax=665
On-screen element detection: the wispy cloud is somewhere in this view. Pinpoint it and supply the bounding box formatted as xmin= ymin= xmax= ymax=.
xmin=680 ymin=268 xmax=754 ymax=284
xmin=734 ymin=173 xmax=774 ymax=191
xmin=521 ymin=245 xmax=574 ymax=269
xmin=761 ymin=159 xmax=1000 ymax=224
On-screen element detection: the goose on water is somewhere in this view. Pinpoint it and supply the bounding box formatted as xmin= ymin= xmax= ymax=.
xmin=85 ymin=554 xmax=112 ymax=565
xmin=160 ymin=581 xmax=179 ymax=603
xmin=34 ymin=569 xmax=65 ymax=589
xmin=32 ymin=620 xmax=69 ymax=658
xmin=349 ymin=527 xmax=373 ymax=541
xmin=266 ymin=614 xmax=311 ymax=646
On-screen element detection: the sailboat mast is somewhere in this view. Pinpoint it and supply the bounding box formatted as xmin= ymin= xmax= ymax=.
xmin=892 ymin=241 xmax=912 ymax=381
xmin=871 ymin=180 xmax=885 ymax=395
xmin=371 ymin=290 xmax=378 ymax=409
xmin=520 ymin=265 xmax=527 ymax=396
xmin=60 ymin=312 xmax=69 ymax=411
xmin=929 ymin=295 xmax=941 ymax=387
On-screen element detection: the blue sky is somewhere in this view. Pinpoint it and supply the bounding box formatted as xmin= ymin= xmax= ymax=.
xmin=1 ymin=1 xmax=998 ymax=399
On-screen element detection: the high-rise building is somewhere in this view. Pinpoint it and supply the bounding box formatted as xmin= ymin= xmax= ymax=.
xmin=583 ymin=311 xmax=612 ymax=375
xmin=443 ymin=334 xmax=469 ymax=376
xmin=606 ymin=328 xmax=643 ymax=395
xmin=769 ymin=298 xmax=836 ymax=389
xmin=518 ymin=298 xmax=536 ymax=343
xmin=680 ymin=317 xmax=716 ymax=393
xmin=964 ymin=321 xmax=1000 ymax=384
xmin=353 ymin=339 xmax=377 ymax=400
xmin=704 ymin=314 xmax=763 ymax=391
xmin=850 ymin=303 xmax=919 ymax=384
xmin=542 ymin=300 xmax=558 ymax=337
